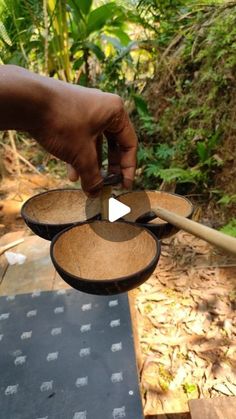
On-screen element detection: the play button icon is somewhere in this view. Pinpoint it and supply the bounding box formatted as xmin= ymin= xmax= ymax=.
xmin=108 ymin=198 xmax=131 ymax=222
xmin=85 ymin=190 xmax=151 ymax=241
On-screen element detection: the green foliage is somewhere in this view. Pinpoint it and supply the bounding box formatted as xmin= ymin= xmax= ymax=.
xmin=133 ymin=94 xmax=158 ymax=136
xmin=220 ymin=219 xmax=236 ymax=238
xmin=135 ymin=1 xmax=236 ymax=193
xmin=0 ymin=0 xmax=134 ymax=84
xmin=133 ymin=94 xmax=149 ymax=115
xmin=183 ymin=382 xmax=198 ymax=396
xmin=0 ymin=0 xmax=44 ymax=68
xmin=99 ymin=38 xmax=139 ymax=94
xmin=0 ymin=0 xmax=235 ymax=206
xmin=158 ymin=167 xmax=202 ymax=184
xmin=218 ymin=194 xmax=236 ymax=205
xmin=79 ymin=0 xmax=93 ymax=15
xmin=158 ymin=364 xmax=173 ymax=392
xmin=136 ymin=0 xmax=194 ymax=44
xmin=87 ymin=3 xmax=119 ymax=34
xmin=0 ymin=21 xmax=12 ymax=46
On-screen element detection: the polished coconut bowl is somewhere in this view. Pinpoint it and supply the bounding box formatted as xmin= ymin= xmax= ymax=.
xmin=21 ymin=189 xmax=100 ymax=240
xmin=50 ymin=220 xmax=161 ymax=295
xmin=118 ymin=191 xmax=194 ymax=239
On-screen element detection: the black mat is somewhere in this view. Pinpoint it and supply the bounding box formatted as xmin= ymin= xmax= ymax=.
xmin=0 ymin=290 xmax=144 ymax=419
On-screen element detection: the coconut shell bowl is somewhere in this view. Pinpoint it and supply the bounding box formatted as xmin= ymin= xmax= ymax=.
xmin=21 ymin=189 xmax=100 ymax=241
xmin=50 ymin=220 xmax=161 ymax=295
xmin=118 ymin=191 xmax=194 ymax=239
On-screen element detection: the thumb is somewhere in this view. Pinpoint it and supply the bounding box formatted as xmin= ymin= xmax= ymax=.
xmin=67 ymin=164 xmax=80 ymax=182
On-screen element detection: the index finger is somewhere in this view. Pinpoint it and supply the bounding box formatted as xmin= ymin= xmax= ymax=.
xmin=105 ymin=109 xmax=138 ymax=189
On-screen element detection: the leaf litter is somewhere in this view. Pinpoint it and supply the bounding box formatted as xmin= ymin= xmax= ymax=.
xmin=135 ymin=231 xmax=236 ymax=416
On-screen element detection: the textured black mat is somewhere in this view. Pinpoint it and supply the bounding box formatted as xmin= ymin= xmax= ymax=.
xmin=0 ymin=290 xmax=144 ymax=419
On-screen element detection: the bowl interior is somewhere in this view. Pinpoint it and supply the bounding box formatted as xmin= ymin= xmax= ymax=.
xmin=52 ymin=221 xmax=158 ymax=281
xmin=118 ymin=191 xmax=193 ymax=224
xmin=22 ymin=189 xmax=100 ymax=225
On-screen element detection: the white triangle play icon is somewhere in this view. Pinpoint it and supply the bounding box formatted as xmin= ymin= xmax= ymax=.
xmin=108 ymin=197 xmax=131 ymax=222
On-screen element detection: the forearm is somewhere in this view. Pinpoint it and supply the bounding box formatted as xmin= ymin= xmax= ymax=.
xmin=0 ymin=65 xmax=137 ymax=193
xmin=0 ymin=65 xmax=106 ymax=134
xmin=0 ymin=65 xmax=54 ymax=131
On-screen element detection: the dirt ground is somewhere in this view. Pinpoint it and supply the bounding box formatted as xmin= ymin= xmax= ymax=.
xmin=137 ymin=233 xmax=236 ymax=418
xmin=0 ymin=173 xmax=68 ymax=237
xmin=1 ymin=172 xmax=236 ymax=418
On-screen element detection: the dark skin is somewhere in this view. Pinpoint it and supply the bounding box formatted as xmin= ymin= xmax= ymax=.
xmin=0 ymin=65 xmax=138 ymax=195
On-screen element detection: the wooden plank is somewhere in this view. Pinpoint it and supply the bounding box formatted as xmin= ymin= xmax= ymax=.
xmin=0 ymin=235 xmax=54 ymax=296
xmin=0 ymin=230 xmax=26 ymax=248
xmin=189 ymin=396 xmax=236 ymax=419
xmin=128 ymin=289 xmax=144 ymax=372
xmin=0 ymin=254 xmax=8 ymax=284
xmin=0 ymin=231 xmax=26 ymax=282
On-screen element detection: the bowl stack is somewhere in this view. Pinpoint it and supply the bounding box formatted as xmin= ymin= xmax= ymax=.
xmin=21 ymin=189 xmax=193 ymax=295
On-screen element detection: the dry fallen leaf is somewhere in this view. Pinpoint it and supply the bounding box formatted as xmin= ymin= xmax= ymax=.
xmin=212 ymin=382 xmax=233 ymax=396
xmin=169 ymin=366 xmax=187 ymax=390
xmin=142 ymin=361 xmax=167 ymax=393
xmin=144 ymin=390 xmax=164 ymax=416
xmin=224 ymin=381 xmax=236 ymax=396
xmin=135 ymin=231 xmax=236 ymax=416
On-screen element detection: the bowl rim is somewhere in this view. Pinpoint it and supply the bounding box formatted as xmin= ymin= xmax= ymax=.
xmin=50 ymin=219 xmax=161 ymax=285
xmin=21 ymin=188 xmax=194 ymax=231
xmin=117 ymin=190 xmax=194 ymax=227
xmin=21 ymin=188 xmax=95 ymax=227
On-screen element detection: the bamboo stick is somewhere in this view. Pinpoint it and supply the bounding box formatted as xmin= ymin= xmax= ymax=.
xmin=153 ymin=206 xmax=236 ymax=256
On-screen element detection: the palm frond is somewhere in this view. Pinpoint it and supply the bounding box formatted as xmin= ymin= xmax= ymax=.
xmin=0 ymin=20 xmax=12 ymax=45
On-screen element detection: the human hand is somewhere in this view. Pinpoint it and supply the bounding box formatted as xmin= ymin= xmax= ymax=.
xmin=0 ymin=65 xmax=137 ymax=196
xmin=31 ymin=82 xmax=138 ymax=195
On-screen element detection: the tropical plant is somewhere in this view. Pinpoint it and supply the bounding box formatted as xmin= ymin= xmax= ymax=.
xmin=134 ymin=1 xmax=236 ymax=194
xmin=0 ymin=0 xmax=44 ymax=69
xmin=0 ymin=0 xmax=135 ymax=84
xmin=220 ymin=219 xmax=236 ymax=238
